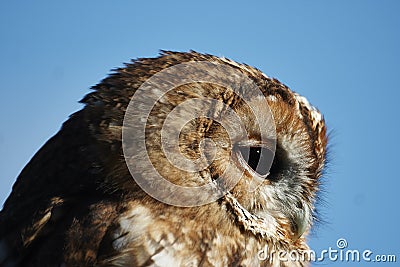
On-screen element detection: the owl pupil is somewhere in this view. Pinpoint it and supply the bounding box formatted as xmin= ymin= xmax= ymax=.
xmin=248 ymin=147 xmax=261 ymax=171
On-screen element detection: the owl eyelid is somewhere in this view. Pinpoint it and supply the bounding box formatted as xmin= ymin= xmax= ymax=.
xmin=235 ymin=140 xmax=274 ymax=149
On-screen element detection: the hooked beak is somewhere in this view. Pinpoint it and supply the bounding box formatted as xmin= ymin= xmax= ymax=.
xmin=290 ymin=204 xmax=310 ymax=240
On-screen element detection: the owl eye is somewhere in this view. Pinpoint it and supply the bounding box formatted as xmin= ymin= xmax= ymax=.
xmin=236 ymin=146 xmax=274 ymax=177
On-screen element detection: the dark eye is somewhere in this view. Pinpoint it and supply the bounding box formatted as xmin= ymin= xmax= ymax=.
xmin=237 ymin=146 xmax=274 ymax=177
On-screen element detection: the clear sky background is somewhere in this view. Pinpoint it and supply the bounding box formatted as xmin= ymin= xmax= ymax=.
xmin=0 ymin=1 xmax=399 ymax=265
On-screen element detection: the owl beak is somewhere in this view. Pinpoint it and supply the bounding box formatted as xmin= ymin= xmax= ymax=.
xmin=291 ymin=206 xmax=309 ymax=240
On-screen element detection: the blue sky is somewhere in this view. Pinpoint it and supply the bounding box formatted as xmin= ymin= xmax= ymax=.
xmin=0 ymin=1 xmax=399 ymax=265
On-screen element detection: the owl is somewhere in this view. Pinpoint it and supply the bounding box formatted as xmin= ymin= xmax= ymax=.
xmin=0 ymin=51 xmax=327 ymax=267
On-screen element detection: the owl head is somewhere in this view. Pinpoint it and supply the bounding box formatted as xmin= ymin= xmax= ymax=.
xmin=85 ymin=51 xmax=328 ymax=249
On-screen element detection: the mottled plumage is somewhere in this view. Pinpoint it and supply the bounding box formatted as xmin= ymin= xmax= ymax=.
xmin=0 ymin=51 xmax=328 ymax=267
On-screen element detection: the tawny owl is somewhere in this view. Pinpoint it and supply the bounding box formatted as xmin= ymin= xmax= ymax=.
xmin=0 ymin=51 xmax=327 ymax=267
